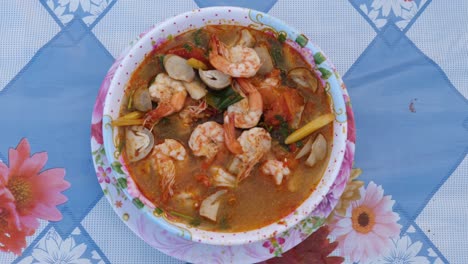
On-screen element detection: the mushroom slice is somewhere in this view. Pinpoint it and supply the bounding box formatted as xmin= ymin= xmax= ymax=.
xmin=163 ymin=54 xmax=195 ymax=82
xmin=295 ymin=136 xmax=313 ymax=159
xmin=254 ymin=45 xmax=274 ymax=75
xmin=287 ymin=67 xmax=319 ymax=92
xmin=199 ymin=190 xmax=227 ymax=222
xmin=305 ymin=134 xmax=327 ymax=167
xmin=125 ymin=126 xmax=154 ymax=162
xmin=199 ymin=69 xmax=231 ymax=90
xmin=211 ymin=166 xmax=237 ymax=188
xmin=133 ymin=88 xmax=152 ymax=112
xmin=173 ymin=189 xmax=199 ymax=213
xmin=236 ymin=29 xmax=256 ymax=48
xmin=184 ymin=78 xmax=208 ymax=100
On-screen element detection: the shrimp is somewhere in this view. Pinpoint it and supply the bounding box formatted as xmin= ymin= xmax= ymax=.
xmin=226 ymin=79 xmax=263 ymax=129
xmin=261 ymin=160 xmax=290 ymax=185
xmin=256 ymin=69 xmax=282 ymax=106
xmin=144 ymin=73 xmax=187 ymax=129
xmin=179 ymin=100 xmax=208 ymax=126
xmin=260 ymin=69 xmax=281 ymax=90
xmin=153 ymin=139 xmax=187 ymax=201
xmin=188 ymin=121 xmax=225 ymax=160
xmin=228 ymin=127 xmax=272 ymax=182
xmin=223 ymin=112 xmax=243 ymax=155
xmin=209 ymin=35 xmax=261 ymax=78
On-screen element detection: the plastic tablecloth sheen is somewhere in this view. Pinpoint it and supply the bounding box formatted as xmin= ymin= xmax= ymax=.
xmin=0 ymin=1 xmax=467 ymax=263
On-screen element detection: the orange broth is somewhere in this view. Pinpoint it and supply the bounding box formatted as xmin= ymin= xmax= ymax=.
xmin=119 ymin=25 xmax=333 ymax=232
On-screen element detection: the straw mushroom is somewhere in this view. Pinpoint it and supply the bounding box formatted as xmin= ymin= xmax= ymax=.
xmin=199 ymin=69 xmax=231 ymax=90
xmin=163 ymin=54 xmax=195 ymax=82
xmin=125 ymin=126 xmax=154 ymax=162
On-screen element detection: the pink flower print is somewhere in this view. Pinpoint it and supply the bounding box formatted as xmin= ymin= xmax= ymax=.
xmin=329 ymin=182 xmax=401 ymax=263
xmin=97 ymin=166 xmax=111 ymax=183
xmin=0 ymin=138 xmax=70 ymax=255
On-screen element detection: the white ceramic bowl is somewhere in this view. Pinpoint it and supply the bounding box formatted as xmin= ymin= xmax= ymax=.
xmin=102 ymin=6 xmax=347 ymax=246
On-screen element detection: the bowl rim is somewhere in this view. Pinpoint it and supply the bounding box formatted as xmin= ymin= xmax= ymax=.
xmin=102 ymin=6 xmax=347 ymax=246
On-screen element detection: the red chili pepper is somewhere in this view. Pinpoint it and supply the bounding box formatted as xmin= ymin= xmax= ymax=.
xmin=195 ymin=173 xmax=211 ymax=187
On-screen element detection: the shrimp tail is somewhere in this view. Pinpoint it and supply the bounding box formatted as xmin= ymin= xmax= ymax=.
xmin=236 ymin=78 xmax=254 ymax=93
xmin=209 ymin=35 xmax=228 ymax=58
xmin=224 ymin=113 xmax=243 ymax=155
xmin=143 ymin=102 xmax=175 ymax=130
xmin=209 ymin=35 xmax=231 ymax=74
xmin=209 ymin=35 xmax=219 ymax=55
xmin=237 ymin=162 xmax=255 ymax=183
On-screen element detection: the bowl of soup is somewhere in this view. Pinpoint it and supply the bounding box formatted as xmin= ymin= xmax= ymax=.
xmin=101 ymin=6 xmax=348 ymax=245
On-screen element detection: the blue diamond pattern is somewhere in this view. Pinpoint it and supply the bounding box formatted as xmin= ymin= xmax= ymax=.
xmin=350 ymin=0 xmax=431 ymax=31
xmin=41 ymin=0 xmax=116 ymax=28
xmin=344 ymin=25 xmax=468 ymax=219
xmin=0 ymin=20 xmax=114 ymax=236
xmin=13 ymin=225 xmax=110 ymax=264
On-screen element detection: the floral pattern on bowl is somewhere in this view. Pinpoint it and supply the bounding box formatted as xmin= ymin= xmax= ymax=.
xmin=98 ymin=6 xmax=349 ymax=248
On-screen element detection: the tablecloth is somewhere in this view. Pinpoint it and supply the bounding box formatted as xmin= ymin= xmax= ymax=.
xmin=0 ymin=0 xmax=467 ymax=263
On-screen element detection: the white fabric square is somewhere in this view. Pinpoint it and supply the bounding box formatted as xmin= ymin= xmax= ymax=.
xmin=416 ymin=156 xmax=468 ymax=263
xmin=92 ymin=0 xmax=198 ymax=58
xmin=81 ymin=197 xmax=184 ymax=264
xmin=0 ymin=1 xmax=60 ymax=91
xmin=407 ymin=0 xmax=468 ymax=99
xmin=269 ymin=0 xmax=376 ymax=75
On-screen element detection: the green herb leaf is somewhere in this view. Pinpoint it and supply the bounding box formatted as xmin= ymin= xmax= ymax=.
xmin=314 ymin=52 xmax=326 ymax=65
xmin=190 ymin=217 xmax=202 ymax=227
xmin=271 ymin=115 xmax=293 ymax=150
xmin=318 ymin=67 xmax=332 ymax=79
xmin=219 ymin=216 xmax=231 ymax=230
xmin=206 ymin=85 xmax=244 ymax=111
xmin=258 ymin=121 xmax=273 ymax=132
xmin=170 ymin=211 xmax=194 ymax=220
xmin=161 ymin=117 xmax=170 ymax=125
xmin=132 ymin=198 xmax=144 ymax=209
xmin=193 ymin=29 xmax=208 ymax=47
xmin=296 ymin=140 xmax=304 ymax=148
xmin=157 ymin=55 xmax=165 ymax=71
xmin=117 ymin=177 xmax=128 ymax=189
xmin=270 ymin=46 xmax=283 ymax=69
xmin=183 ymin=43 xmax=193 ymax=52
xmin=111 ymin=162 xmax=124 ymax=174
xmin=275 ymin=115 xmax=285 ymax=122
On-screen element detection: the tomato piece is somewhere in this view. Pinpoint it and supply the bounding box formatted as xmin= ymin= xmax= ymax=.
xmin=285 ymin=157 xmax=299 ymax=169
xmin=264 ymin=97 xmax=291 ymax=126
xmin=166 ymin=45 xmax=209 ymax=65
xmin=258 ymin=86 xmax=282 ymax=107
xmin=288 ymin=143 xmax=297 ymax=152
xmin=283 ymin=88 xmax=305 ymax=127
xmin=195 ymin=173 xmax=211 ymax=187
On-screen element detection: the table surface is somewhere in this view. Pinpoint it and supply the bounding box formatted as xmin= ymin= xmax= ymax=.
xmin=0 ymin=1 xmax=467 ymax=263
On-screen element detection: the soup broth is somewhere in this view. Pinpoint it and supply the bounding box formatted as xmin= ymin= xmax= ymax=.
xmin=117 ymin=25 xmax=333 ymax=232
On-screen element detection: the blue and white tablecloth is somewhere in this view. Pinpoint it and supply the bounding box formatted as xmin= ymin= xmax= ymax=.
xmin=0 ymin=1 xmax=467 ymax=263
